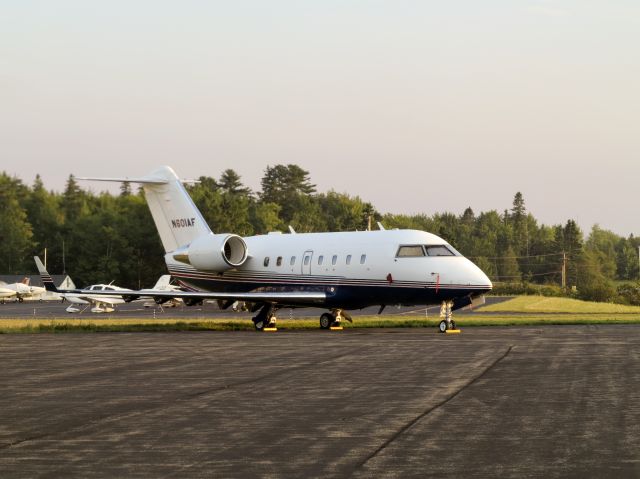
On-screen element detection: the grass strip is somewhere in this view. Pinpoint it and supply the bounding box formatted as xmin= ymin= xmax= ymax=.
xmin=481 ymin=296 xmax=640 ymax=314
xmin=2 ymin=313 xmax=640 ymax=334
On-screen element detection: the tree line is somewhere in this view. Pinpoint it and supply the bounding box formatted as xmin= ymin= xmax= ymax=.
xmin=1 ymin=166 xmax=639 ymax=304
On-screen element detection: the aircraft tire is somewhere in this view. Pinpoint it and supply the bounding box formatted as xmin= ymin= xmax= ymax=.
xmin=438 ymin=320 xmax=447 ymax=333
xmin=253 ymin=318 xmax=266 ymax=331
xmin=319 ymin=313 xmax=333 ymax=330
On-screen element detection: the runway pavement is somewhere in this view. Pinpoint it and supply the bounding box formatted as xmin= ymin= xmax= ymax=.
xmin=1 ymin=326 xmax=639 ymax=478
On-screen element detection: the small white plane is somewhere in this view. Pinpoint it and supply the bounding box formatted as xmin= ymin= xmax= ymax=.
xmin=56 ymin=283 xmax=131 ymax=313
xmin=142 ymin=275 xmax=184 ymax=308
xmin=36 ymin=166 xmax=492 ymax=331
xmin=0 ymin=278 xmax=46 ymax=303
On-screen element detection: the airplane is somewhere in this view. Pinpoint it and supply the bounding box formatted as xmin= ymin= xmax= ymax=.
xmin=56 ymin=282 xmax=131 ymax=313
xmin=141 ymin=275 xmax=185 ymax=308
xmin=35 ymin=166 xmax=492 ymax=332
xmin=0 ymin=278 xmax=46 ymax=303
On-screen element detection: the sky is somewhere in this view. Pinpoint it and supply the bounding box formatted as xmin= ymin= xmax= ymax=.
xmin=1 ymin=0 xmax=639 ymax=236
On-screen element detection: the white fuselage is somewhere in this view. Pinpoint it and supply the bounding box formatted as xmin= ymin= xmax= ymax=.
xmin=167 ymin=229 xmax=491 ymax=310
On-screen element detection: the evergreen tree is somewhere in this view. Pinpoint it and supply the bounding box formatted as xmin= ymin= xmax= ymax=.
xmin=0 ymin=173 xmax=34 ymax=273
xmin=219 ymin=169 xmax=251 ymax=195
xmin=24 ymin=175 xmax=63 ymax=270
xmin=511 ymin=192 xmax=528 ymax=256
xmin=260 ymin=164 xmax=316 ymax=224
xmin=120 ymin=181 xmax=132 ymax=196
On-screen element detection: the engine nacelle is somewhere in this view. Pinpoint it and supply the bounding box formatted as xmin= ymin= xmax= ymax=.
xmin=173 ymin=233 xmax=248 ymax=272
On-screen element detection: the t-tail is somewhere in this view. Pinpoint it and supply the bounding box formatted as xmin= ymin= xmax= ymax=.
xmin=80 ymin=166 xmax=249 ymax=270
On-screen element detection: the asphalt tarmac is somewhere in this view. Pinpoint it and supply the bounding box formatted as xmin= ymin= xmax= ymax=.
xmin=1 ymin=326 xmax=639 ymax=478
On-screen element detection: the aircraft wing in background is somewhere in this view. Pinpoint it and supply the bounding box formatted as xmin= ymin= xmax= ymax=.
xmin=34 ymin=257 xmax=327 ymax=310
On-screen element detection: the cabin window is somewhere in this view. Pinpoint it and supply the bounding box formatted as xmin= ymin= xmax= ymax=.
xmin=425 ymin=245 xmax=455 ymax=256
xmin=396 ymin=245 xmax=426 ymax=257
xmin=332 ymin=255 xmax=338 ymax=265
xmin=276 ymin=256 xmax=283 ymax=266
xmin=318 ymin=255 xmax=324 ymax=265
xmin=304 ymin=255 xmax=311 ymax=266
xmin=290 ymin=256 xmax=296 ymax=265
xmin=346 ymin=255 xmax=352 ymax=265
xmin=264 ymin=257 xmax=270 ymax=267
xmin=360 ymin=254 xmax=367 ymax=264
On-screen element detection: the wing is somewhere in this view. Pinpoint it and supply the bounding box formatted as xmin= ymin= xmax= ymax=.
xmin=86 ymin=289 xmax=327 ymax=306
xmin=0 ymin=287 xmax=17 ymax=299
xmin=34 ymin=256 xmax=327 ymax=306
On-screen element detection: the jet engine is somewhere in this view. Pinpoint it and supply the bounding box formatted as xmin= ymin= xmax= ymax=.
xmin=173 ymin=233 xmax=248 ymax=272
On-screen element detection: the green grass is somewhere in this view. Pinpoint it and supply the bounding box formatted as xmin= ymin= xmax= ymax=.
xmin=480 ymin=296 xmax=640 ymax=314
xmin=3 ymin=312 xmax=640 ymax=334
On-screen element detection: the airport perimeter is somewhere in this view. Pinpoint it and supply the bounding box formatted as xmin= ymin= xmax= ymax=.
xmin=1 ymin=326 xmax=639 ymax=478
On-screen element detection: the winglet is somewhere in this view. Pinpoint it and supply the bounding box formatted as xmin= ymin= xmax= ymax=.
xmin=34 ymin=256 xmax=59 ymax=293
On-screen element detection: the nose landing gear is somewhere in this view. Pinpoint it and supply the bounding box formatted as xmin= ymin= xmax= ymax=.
xmin=438 ymin=301 xmax=460 ymax=333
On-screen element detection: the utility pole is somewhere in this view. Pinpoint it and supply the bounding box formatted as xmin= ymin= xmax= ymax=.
xmin=561 ymin=252 xmax=567 ymax=289
xmin=62 ymin=239 xmax=66 ymax=275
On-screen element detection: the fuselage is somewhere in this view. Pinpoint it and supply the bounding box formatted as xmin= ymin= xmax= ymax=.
xmin=166 ymin=229 xmax=492 ymax=310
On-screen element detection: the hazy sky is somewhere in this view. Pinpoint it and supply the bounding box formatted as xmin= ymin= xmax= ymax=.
xmin=1 ymin=1 xmax=638 ymax=236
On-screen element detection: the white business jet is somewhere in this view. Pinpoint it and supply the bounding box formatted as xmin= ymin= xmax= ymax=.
xmin=36 ymin=166 xmax=492 ymax=331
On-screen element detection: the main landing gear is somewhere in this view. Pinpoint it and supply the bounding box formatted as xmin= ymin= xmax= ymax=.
xmin=438 ymin=300 xmax=460 ymax=334
xmin=319 ymin=309 xmax=351 ymax=330
xmin=252 ymin=304 xmax=278 ymax=331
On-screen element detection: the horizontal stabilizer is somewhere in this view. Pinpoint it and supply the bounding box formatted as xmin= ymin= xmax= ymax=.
xmin=77 ymin=176 xmax=169 ymax=185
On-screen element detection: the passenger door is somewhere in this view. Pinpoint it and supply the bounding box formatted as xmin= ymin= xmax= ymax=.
xmin=302 ymin=250 xmax=313 ymax=275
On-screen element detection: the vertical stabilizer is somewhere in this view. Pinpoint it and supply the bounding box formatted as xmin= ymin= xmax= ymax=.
xmin=80 ymin=166 xmax=213 ymax=253
xmin=140 ymin=166 xmax=212 ymax=252
xmin=151 ymin=274 xmax=172 ymax=290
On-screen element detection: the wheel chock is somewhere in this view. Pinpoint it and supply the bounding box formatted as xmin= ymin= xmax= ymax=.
xmin=329 ymin=325 xmax=343 ymax=331
xmin=445 ymin=329 xmax=461 ymax=334
xmin=263 ymin=327 xmax=278 ymax=332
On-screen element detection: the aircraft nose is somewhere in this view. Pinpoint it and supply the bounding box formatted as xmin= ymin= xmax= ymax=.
xmin=468 ymin=258 xmax=493 ymax=291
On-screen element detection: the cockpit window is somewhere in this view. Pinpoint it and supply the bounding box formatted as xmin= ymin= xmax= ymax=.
xmin=425 ymin=245 xmax=455 ymax=256
xmin=396 ymin=245 xmax=426 ymax=257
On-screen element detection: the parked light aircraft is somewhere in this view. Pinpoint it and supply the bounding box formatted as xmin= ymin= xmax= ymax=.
xmin=142 ymin=275 xmax=184 ymax=308
xmin=36 ymin=166 xmax=492 ymax=331
xmin=45 ymin=274 xmax=184 ymax=313
xmin=0 ymin=278 xmax=46 ymax=303
xmin=54 ymin=282 xmax=131 ymax=313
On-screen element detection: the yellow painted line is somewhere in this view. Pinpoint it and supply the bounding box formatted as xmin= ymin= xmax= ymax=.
xmin=445 ymin=329 xmax=461 ymax=334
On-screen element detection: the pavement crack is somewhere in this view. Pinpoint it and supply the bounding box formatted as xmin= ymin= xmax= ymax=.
xmin=356 ymin=345 xmax=514 ymax=470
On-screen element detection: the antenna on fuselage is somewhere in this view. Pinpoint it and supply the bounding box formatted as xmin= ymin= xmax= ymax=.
xmin=377 ymin=222 xmax=386 ymax=231
xmin=288 ymin=225 xmax=296 ymax=234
